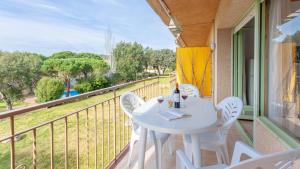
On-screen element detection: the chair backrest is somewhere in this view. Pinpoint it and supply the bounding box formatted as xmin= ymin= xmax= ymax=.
xmin=120 ymin=92 xmax=145 ymax=119
xmin=229 ymin=148 xmax=300 ymax=169
xmin=216 ymin=97 xmax=243 ymax=129
xmin=172 ymin=84 xmax=200 ymax=97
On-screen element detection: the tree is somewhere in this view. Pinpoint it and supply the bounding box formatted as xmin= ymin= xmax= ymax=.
xmin=143 ymin=47 xmax=152 ymax=70
xmin=88 ymin=58 xmax=110 ymax=76
xmin=148 ymin=49 xmax=160 ymax=74
xmin=43 ymin=52 xmax=110 ymax=97
xmin=42 ymin=58 xmax=81 ymax=97
xmin=159 ymin=49 xmax=176 ymax=74
xmin=49 ymin=51 xmax=109 ymax=77
xmin=148 ymin=49 xmax=175 ymax=75
xmin=105 ymin=28 xmax=116 ymax=72
xmin=50 ymin=51 xmax=76 ymax=59
xmin=0 ymin=51 xmax=37 ymax=110
xmin=13 ymin=52 xmax=46 ymax=93
xmin=113 ymin=42 xmax=144 ymax=81
xmin=35 ymin=77 xmax=65 ymax=102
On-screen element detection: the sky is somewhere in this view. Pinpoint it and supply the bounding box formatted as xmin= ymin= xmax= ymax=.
xmin=0 ymin=0 xmax=176 ymax=56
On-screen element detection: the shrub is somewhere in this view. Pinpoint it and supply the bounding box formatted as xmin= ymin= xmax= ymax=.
xmin=74 ymin=80 xmax=93 ymax=93
xmin=90 ymin=76 xmax=110 ymax=89
xmin=74 ymin=76 xmax=111 ymax=94
xmin=108 ymin=73 xmax=124 ymax=85
xmin=138 ymin=72 xmax=157 ymax=79
xmin=35 ymin=77 xmax=65 ymax=102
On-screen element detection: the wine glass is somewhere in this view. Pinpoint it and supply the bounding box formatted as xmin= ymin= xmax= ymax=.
xmin=181 ymin=93 xmax=188 ymax=107
xmin=181 ymin=94 xmax=188 ymax=100
xmin=157 ymin=96 xmax=164 ymax=112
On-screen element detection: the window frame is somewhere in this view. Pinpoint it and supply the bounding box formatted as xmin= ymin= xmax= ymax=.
xmin=231 ymin=0 xmax=300 ymax=148
xmin=232 ymin=1 xmax=260 ymax=120
xmin=256 ymin=0 xmax=300 ymax=148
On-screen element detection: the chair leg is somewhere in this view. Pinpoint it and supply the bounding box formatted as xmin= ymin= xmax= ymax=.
xmin=176 ymin=152 xmax=184 ymax=169
xmin=221 ymin=144 xmax=230 ymax=165
xmin=127 ymin=137 xmax=137 ymax=167
xmin=150 ymin=131 xmax=160 ymax=169
xmin=168 ymin=136 xmax=174 ymax=155
xmin=157 ymin=141 xmax=163 ymax=169
xmin=216 ymin=149 xmax=223 ymax=164
xmin=183 ymin=134 xmax=193 ymax=161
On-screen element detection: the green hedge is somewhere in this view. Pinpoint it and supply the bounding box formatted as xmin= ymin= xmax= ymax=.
xmin=74 ymin=76 xmax=111 ymax=93
xmin=35 ymin=77 xmax=65 ymax=102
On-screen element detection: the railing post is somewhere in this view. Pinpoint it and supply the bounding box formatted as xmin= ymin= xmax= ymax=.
xmin=118 ymin=96 xmax=121 ymax=154
xmin=32 ymin=129 xmax=37 ymax=169
xmin=158 ymin=76 xmax=160 ymax=96
xmin=108 ymin=101 xmax=111 ymax=162
xmin=50 ymin=122 xmax=54 ymax=169
xmin=122 ymin=96 xmax=125 ymax=148
xmin=86 ymin=109 xmax=90 ymax=169
xmin=65 ymin=117 xmax=68 ymax=169
xmin=76 ymin=112 xmax=80 ymax=169
xmin=101 ymin=103 xmax=104 ymax=169
xmin=113 ymin=90 xmax=117 ymax=160
xmin=10 ymin=116 xmax=15 ymax=169
xmin=94 ymin=106 xmax=98 ymax=169
xmin=143 ymin=79 xmax=146 ymax=100
xmin=169 ymin=75 xmax=172 ymax=90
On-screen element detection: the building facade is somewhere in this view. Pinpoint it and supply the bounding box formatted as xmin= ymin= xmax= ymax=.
xmin=147 ymin=0 xmax=300 ymax=157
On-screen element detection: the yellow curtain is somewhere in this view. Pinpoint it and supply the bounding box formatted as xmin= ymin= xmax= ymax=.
xmin=176 ymin=47 xmax=212 ymax=96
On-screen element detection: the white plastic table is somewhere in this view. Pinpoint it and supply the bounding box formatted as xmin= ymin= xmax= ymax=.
xmin=132 ymin=96 xmax=217 ymax=169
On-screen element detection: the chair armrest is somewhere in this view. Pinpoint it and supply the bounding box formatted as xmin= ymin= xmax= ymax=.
xmin=214 ymin=105 xmax=222 ymax=112
xmin=230 ymin=141 xmax=263 ymax=165
xmin=176 ymin=150 xmax=197 ymax=169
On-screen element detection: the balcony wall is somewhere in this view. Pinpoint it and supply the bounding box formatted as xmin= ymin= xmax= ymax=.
xmin=214 ymin=28 xmax=232 ymax=103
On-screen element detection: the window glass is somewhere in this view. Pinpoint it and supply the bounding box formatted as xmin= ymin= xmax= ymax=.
xmin=267 ymin=0 xmax=300 ymax=138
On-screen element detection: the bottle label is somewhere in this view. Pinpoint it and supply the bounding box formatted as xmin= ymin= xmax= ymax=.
xmin=174 ymin=93 xmax=180 ymax=102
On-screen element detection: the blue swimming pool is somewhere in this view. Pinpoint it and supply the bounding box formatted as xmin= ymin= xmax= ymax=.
xmin=61 ymin=90 xmax=79 ymax=98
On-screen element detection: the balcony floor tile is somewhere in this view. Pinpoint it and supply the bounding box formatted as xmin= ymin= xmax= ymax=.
xmin=115 ymin=123 xmax=247 ymax=169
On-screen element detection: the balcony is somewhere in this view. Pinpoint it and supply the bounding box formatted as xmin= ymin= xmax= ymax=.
xmin=0 ymin=75 xmax=252 ymax=169
xmin=0 ymin=76 xmax=172 ymax=169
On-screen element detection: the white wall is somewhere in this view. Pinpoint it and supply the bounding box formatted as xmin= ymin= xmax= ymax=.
xmin=214 ymin=28 xmax=233 ymax=103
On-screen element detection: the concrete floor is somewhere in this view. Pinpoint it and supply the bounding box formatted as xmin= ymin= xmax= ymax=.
xmin=115 ymin=123 xmax=247 ymax=169
xmin=239 ymin=120 xmax=253 ymax=138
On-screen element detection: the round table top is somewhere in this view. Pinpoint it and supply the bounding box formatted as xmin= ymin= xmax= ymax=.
xmin=132 ymin=96 xmax=217 ymax=134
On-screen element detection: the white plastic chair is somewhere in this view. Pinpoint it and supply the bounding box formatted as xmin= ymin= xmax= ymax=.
xmin=184 ymin=97 xmax=243 ymax=164
xmin=172 ymin=84 xmax=200 ymax=97
xmin=120 ymin=92 xmax=170 ymax=168
xmin=176 ymin=140 xmax=300 ymax=169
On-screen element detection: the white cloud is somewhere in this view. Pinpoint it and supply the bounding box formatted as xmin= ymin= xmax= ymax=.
xmin=0 ymin=0 xmax=175 ymax=55
xmin=7 ymin=0 xmax=85 ymax=20
xmin=91 ymin=0 xmax=125 ymax=8
xmin=0 ymin=15 xmax=109 ymax=55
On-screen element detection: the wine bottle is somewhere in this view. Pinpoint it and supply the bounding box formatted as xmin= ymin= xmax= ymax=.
xmin=174 ymin=83 xmax=180 ymax=108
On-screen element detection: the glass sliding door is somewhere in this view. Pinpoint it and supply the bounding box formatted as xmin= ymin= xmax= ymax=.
xmin=265 ymin=0 xmax=300 ymax=139
xmin=233 ymin=18 xmax=256 ymax=120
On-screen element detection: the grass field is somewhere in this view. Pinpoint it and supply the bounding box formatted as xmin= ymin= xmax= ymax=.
xmin=0 ymin=76 xmax=172 ymax=169
xmin=0 ymin=101 xmax=29 ymax=112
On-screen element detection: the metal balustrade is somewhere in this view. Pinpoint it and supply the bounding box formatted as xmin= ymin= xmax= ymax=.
xmin=169 ymin=73 xmax=177 ymax=89
xmin=0 ymin=76 xmax=171 ymax=169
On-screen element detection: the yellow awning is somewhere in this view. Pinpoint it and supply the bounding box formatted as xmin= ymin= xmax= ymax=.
xmin=176 ymin=47 xmax=212 ymax=96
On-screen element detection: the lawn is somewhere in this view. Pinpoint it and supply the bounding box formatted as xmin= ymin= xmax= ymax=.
xmin=0 ymin=76 xmax=172 ymax=169
xmin=0 ymin=101 xmax=29 ymax=112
